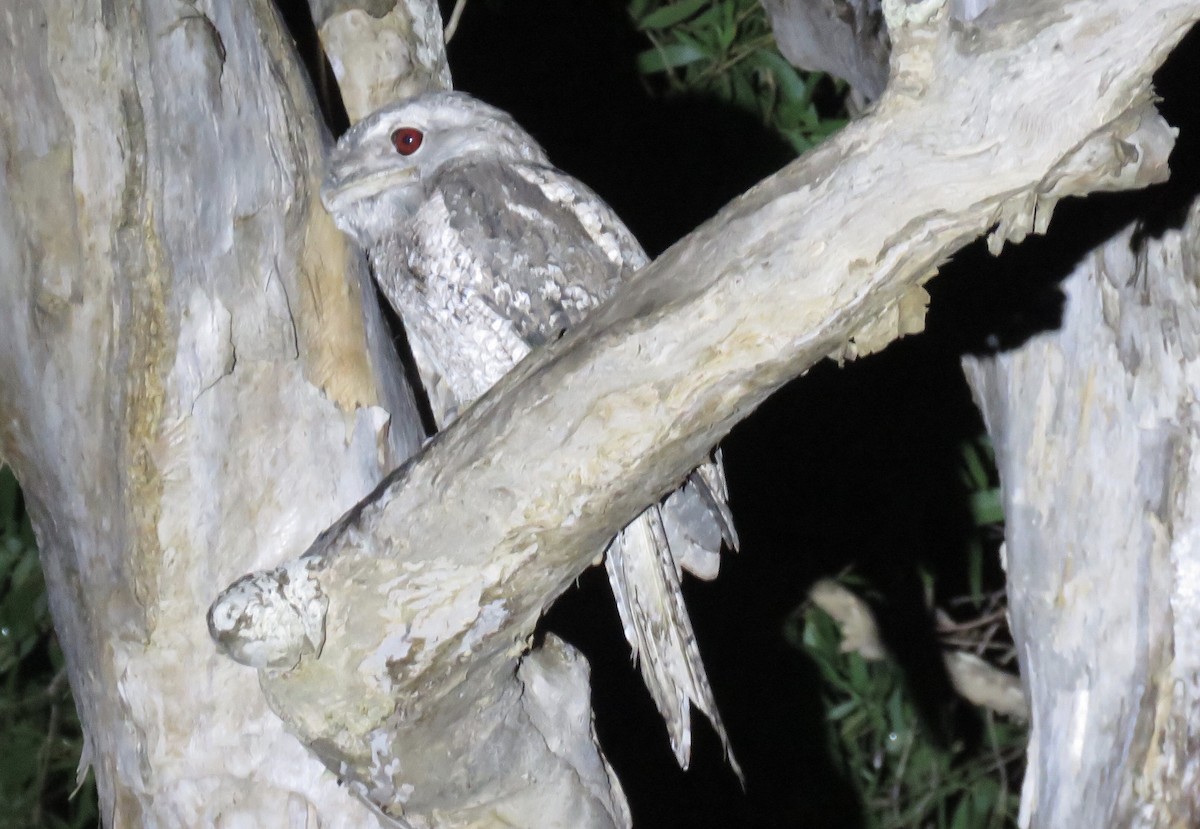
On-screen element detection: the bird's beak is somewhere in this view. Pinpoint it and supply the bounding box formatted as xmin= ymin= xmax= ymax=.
xmin=320 ymin=159 xmax=419 ymax=217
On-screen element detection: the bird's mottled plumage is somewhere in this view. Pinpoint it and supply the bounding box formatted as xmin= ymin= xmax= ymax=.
xmin=323 ymin=91 xmax=739 ymax=772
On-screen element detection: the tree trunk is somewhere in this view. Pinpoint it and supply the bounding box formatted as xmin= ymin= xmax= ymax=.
xmin=0 ymin=0 xmax=424 ymax=825
xmin=963 ymin=165 xmax=1200 ymax=828
xmin=2 ymin=0 xmax=1198 ymax=826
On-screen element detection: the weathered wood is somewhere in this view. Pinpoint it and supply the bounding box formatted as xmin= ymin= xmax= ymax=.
xmin=313 ymin=0 xmax=451 ymax=123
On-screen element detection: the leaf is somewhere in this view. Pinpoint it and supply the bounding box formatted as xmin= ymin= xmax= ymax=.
xmin=886 ymin=687 xmax=906 ymax=734
xmin=627 ymin=0 xmax=652 ymax=19
xmin=812 ymin=117 xmax=848 ymax=138
xmin=775 ymin=98 xmax=817 ymax=130
xmin=969 ymin=487 xmax=1004 ymax=525
xmin=968 ymin=541 xmax=984 ymax=602
xmin=781 ymin=129 xmax=814 ymax=155
xmin=960 ymin=439 xmax=988 ymax=488
xmin=751 ymin=49 xmax=811 ymax=105
xmin=971 ymin=777 xmax=999 ymax=817
xmin=636 ymin=41 xmax=709 ymax=73
xmin=688 ymin=4 xmax=724 ymax=32
xmin=635 ymin=0 xmax=708 ymax=30
xmin=730 ymin=69 xmax=758 ymax=113
xmin=715 ymin=17 xmax=736 ymax=51
xmin=847 ymin=652 xmax=871 ymax=690
xmin=827 ymin=699 xmax=859 ymax=721
xmin=950 ymin=793 xmax=974 ymax=829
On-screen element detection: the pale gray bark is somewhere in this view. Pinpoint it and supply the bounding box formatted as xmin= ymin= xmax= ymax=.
xmin=964 ymin=199 xmax=1200 ymax=826
xmin=2 ymin=0 xmax=1199 ymax=827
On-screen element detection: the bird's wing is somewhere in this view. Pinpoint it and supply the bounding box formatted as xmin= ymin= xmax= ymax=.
xmin=508 ymin=161 xmax=651 ymax=274
xmin=662 ymin=450 xmax=739 ymax=581
xmin=431 ymin=159 xmax=641 ymax=346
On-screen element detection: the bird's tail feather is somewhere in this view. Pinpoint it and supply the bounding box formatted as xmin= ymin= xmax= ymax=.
xmin=692 ymin=450 xmax=739 ymax=551
xmin=604 ymin=506 xmax=743 ymax=781
xmin=661 ymin=454 xmax=739 ymax=581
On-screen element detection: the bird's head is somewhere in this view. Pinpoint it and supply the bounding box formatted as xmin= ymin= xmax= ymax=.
xmin=321 ymin=91 xmax=550 ymax=247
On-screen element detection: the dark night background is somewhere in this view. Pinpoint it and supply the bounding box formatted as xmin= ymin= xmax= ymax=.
xmin=278 ymin=2 xmax=1200 ymax=826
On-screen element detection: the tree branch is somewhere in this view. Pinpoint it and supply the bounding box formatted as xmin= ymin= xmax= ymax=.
xmin=311 ymin=0 xmax=450 ymax=124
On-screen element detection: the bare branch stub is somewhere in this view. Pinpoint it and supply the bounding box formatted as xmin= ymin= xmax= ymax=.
xmin=313 ymin=0 xmax=451 ymax=124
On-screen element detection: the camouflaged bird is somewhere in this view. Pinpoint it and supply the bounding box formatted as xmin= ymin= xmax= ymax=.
xmin=322 ymin=91 xmax=739 ymax=773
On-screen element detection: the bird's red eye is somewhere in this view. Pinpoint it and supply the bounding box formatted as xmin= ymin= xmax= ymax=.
xmin=390 ymin=127 xmax=424 ymax=156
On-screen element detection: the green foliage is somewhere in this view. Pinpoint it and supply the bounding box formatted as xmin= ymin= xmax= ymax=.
xmin=961 ymin=435 xmax=1003 ymax=528
xmin=0 ymin=466 xmax=96 ymax=829
xmin=792 ymin=603 xmax=1024 ymax=829
xmin=629 ymin=0 xmax=847 ymax=153
xmin=958 ymin=434 xmax=1005 ymax=611
xmin=781 ymin=436 xmax=1019 ymax=828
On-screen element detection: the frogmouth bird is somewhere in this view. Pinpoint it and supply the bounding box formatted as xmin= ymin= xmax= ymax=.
xmin=322 ymin=91 xmax=739 ymax=772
